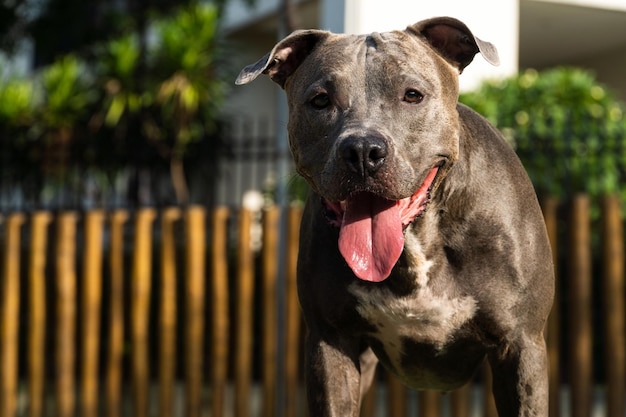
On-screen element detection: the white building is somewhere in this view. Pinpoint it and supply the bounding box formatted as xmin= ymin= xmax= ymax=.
xmin=218 ymin=0 xmax=626 ymax=205
xmin=225 ymin=0 xmax=626 ymax=114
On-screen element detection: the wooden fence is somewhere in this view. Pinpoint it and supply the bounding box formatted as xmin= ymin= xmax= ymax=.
xmin=0 ymin=196 xmax=624 ymax=417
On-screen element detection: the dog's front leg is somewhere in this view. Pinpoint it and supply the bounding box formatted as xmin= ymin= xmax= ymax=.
xmin=304 ymin=331 xmax=372 ymax=417
xmin=488 ymin=333 xmax=549 ymax=417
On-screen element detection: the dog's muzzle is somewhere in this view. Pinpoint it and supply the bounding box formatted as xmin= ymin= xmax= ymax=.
xmin=323 ymin=165 xmax=440 ymax=282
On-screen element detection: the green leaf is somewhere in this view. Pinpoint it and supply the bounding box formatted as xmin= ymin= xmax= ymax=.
xmin=105 ymin=95 xmax=126 ymax=126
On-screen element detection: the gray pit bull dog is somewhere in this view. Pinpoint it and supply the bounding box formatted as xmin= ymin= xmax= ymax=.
xmin=237 ymin=16 xmax=554 ymax=417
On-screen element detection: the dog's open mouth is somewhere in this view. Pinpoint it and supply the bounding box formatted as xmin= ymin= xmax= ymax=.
xmin=323 ymin=166 xmax=439 ymax=282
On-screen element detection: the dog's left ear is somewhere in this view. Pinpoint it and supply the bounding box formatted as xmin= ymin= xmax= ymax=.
xmin=407 ymin=16 xmax=500 ymax=72
xmin=236 ymin=29 xmax=330 ymax=88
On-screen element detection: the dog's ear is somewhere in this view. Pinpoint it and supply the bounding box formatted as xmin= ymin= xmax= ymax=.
xmin=236 ymin=29 xmax=330 ymax=88
xmin=406 ymin=17 xmax=499 ymax=72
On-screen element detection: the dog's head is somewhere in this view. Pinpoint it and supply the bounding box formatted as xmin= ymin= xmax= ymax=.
xmin=237 ymin=17 xmax=498 ymax=281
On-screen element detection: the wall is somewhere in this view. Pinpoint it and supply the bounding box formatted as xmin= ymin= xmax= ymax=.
xmin=339 ymin=0 xmax=520 ymax=92
xmin=573 ymin=44 xmax=626 ymax=101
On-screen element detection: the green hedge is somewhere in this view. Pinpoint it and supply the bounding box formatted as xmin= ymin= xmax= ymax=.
xmin=460 ymin=67 xmax=626 ymax=206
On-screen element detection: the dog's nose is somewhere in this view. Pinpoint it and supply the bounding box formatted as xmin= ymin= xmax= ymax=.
xmin=338 ymin=136 xmax=388 ymax=177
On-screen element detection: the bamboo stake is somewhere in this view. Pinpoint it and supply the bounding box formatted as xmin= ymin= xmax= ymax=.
xmin=27 ymin=212 xmax=51 ymax=417
xmin=541 ymin=196 xmax=560 ymax=417
xmin=600 ymin=195 xmax=625 ymax=417
xmin=360 ymin=380 xmax=377 ymax=417
xmin=568 ymin=195 xmax=592 ymax=417
xmin=262 ymin=206 xmax=280 ymax=417
xmin=106 ymin=210 xmax=128 ymax=417
xmin=386 ymin=372 xmax=406 ymax=417
xmin=235 ymin=208 xmax=255 ymax=417
xmin=0 ymin=213 xmax=25 ymax=417
xmin=483 ymin=362 xmax=497 ymax=417
xmin=80 ymin=210 xmax=105 ymax=417
xmin=184 ymin=206 xmax=206 ymax=417
xmin=159 ymin=207 xmax=181 ymax=417
xmin=285 ymin=205 xmax=303 ymax=417
xmin=131 ymin=208 xmax=156 ymax=417
xmin=211 ymin=207 xmax=230 ymax=417
xmin=55 ymin=212 xmax=78 ymax=417
xmin=450 ymin=384 xmax=471 ymax=417
xmin=419 ymin=391 xmax=440 ymax=417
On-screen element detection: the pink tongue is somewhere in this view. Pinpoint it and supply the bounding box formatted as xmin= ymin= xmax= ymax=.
xmin=338 ymin=193 xmax=404 ymax=282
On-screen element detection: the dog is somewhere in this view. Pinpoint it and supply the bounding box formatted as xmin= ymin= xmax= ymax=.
xmin=236 ymin=16 xmax=554 ymax=417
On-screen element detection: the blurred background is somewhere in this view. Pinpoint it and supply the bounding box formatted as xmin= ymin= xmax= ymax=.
xmin=0 ymin=1 xmax=625 ymax=416
xmin=1 ymin=0 xmax=626 ymax=209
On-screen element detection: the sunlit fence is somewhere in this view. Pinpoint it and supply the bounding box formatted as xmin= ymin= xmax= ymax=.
xmin=0 ymin=196 xmax=624 ymax=417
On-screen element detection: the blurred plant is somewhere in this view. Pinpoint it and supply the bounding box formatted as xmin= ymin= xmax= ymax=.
xmin=88 ymin=2 xmax=226 ymax=203
xmin=460 ymin=67 xmax=626 ymax=207
xmin=36 ymin=55 xmax=97 ymax=174
xmin=39 ymin=55 xmax=96 ymax=129
xmin=95 ymin=34 xmax=143 ymax=130
xmin=0 ymin=2 xmax=230 ymax=206
xmin=145 ymin=2 xmax=225 ymax=203
xmin=0 ymin=74 xmax=35 ymax=126
xmin=0 ymin=72 xmax=36 ymax=177
xmin=0 ymin=0 xmax=256 ymax=61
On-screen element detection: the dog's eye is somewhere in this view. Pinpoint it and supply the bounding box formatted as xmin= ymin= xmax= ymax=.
xmin=311 ymin=93 xmax=331 ymax=109
xmin=403 ymin=89 xmax=424 ymax=104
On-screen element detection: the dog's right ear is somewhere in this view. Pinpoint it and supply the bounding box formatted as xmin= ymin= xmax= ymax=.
xmin=235 ymin=29 xmax=330 ymax=88
xmin=406 ymin=17 xmax=499 ymax=73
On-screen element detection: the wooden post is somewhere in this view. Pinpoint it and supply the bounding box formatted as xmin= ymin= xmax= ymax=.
xmin=235 ymin=208 xmax=255 ymax=417
xmin=568 ymin=195 xmax=592 ymax=417
xmin=600 ymin=195 xmax=625 ymax=417
xmin=0 ymin=213 xmax=25 ymax=417
xmin=106 ymin=210 xmax=128 ymax=417
xmin=211 ymin=207 xmax=230 ymax=417
xmin=262 ymin=206 xmax=280 ymax=417
xmin=285 ymin=205 xmax=303 ymax=417
xmin=131 ymin=208 xmax=156 ymax=417
xmin=360 ymin=379 xmax=377 ymax=417
xmin=55 ymin=212 xmax=78 ymax=417
xmin=386 ymin=372 xmax=406 ymax=417
xmin=450 ymin=384 xmax=471 ymax=417
xmin=541 ymin=196 xmax=560 ymax=417
xmin=419 ymin=391 xmax=440 ymax=417
xmin=483 ymin=361 xmax=498 ymax=417
xmin=27 ymin=212 xmax=51 ymax=417
xmin=159 ymin=207 xmax=181 ymax=417
xmin=81 ymin=210 xmax=105 ymax=417
xmin=184 ymin=206 xmax=206 ymax=417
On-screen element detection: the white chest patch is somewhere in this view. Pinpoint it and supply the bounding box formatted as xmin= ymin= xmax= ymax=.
xmin=347 ymin=236 xmax=477 ymax=365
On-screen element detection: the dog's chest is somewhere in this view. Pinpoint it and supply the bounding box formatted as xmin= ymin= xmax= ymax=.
xmin=347 ymin=237 xmax=477 ymax=361
xmin=349 ymin=282 xmax=477 ymax=349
